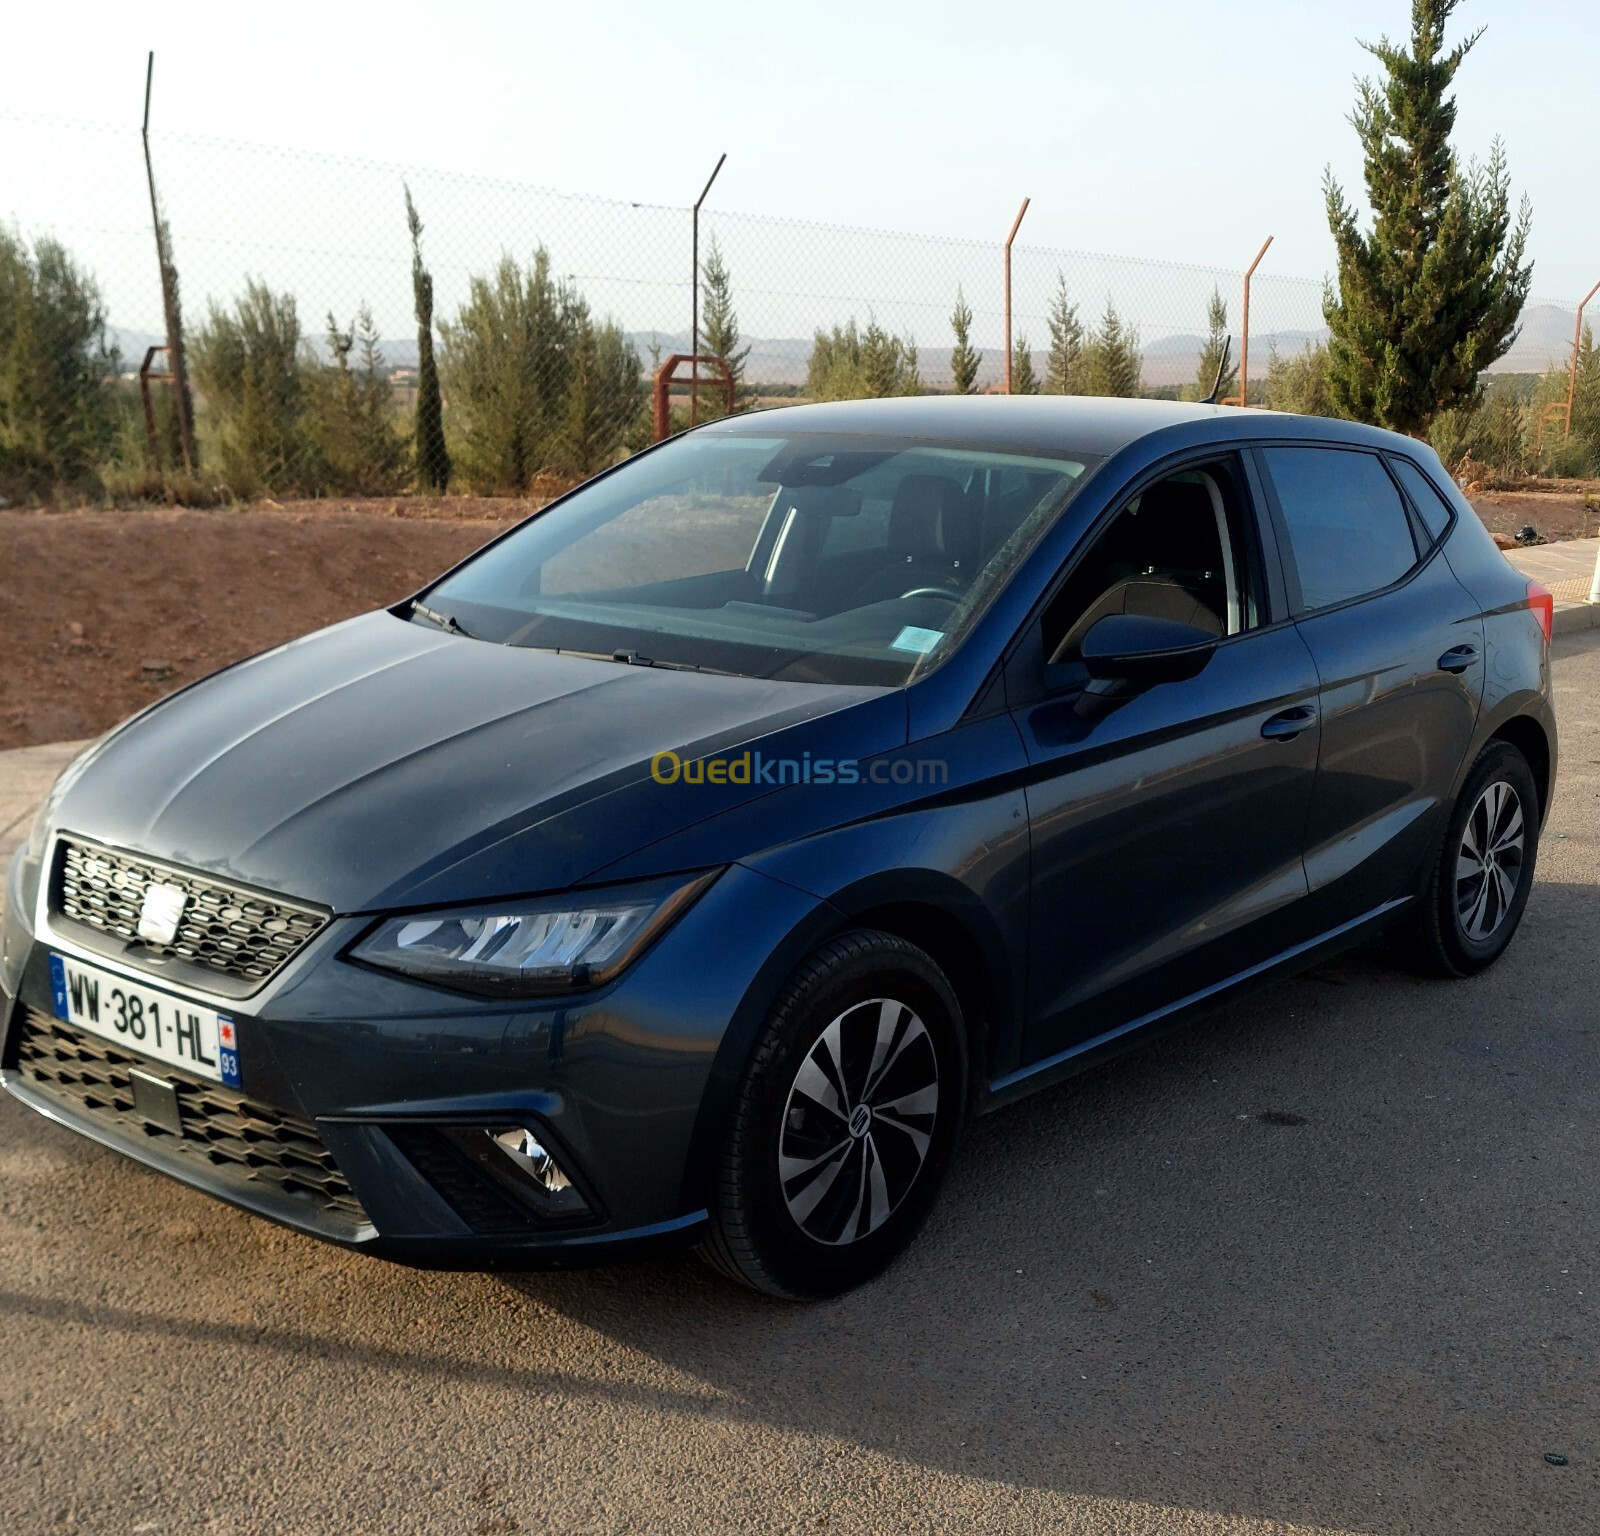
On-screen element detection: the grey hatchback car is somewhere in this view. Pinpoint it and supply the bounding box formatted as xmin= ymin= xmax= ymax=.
xmin=2 ymin=398 xmax=1557 ymax=1296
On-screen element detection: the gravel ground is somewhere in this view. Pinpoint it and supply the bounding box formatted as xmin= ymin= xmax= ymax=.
xmin=1 ymin=632 xmax=1597 ymax=1535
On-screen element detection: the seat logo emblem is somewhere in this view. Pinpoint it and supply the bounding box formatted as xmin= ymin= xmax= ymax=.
xmin=137 ymin=882 xmax=188 ymax=946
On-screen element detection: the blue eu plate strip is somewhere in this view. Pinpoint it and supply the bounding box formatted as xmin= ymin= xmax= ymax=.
xmin=48 ymin=954 xmax=69 ymax=1021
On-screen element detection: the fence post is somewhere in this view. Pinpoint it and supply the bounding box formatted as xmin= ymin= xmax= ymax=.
xmin=140 ymin=52 xmax=195 ymax=476
xmin=1566 ymin=279 xmax=1599 ymax=442
xmin=1003 ymin=198 xmax=1030 ymax=394
xmin=689 ymin=153 xmax=727 ymax=428
xmin=1228 ymin=235 xmax=1273 ymax=408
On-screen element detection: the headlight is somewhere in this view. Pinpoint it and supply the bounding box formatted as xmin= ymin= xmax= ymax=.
xmin=349 ymin=872 xmax=717 ymax=997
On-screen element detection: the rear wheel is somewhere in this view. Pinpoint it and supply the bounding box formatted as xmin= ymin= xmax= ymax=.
xmin=1397 ymin=739 xmax=1540 ymax=977
xmin=700 ymin=930 xmax=967 ymax=1299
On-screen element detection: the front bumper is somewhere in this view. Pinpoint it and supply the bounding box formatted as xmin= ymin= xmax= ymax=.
xmin=1 ymin=847 xmax=831 ymax=1268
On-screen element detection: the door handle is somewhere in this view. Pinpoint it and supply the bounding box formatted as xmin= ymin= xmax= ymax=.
xmin=1438 ymin=644 xmax=1479 ymax=674
xmin=1261 ymin=704 xmax=1318 ymax=741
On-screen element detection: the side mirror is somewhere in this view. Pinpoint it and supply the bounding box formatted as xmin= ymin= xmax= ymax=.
xmin=1078 ymin=613 xmax=1218 ymax=687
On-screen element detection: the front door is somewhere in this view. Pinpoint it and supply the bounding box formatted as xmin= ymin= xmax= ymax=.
xmin=1009 ymin=457 xmax=1323 ymax=1068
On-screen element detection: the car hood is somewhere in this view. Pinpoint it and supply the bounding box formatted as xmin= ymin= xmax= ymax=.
xmin=53 ymin=611 xmax=902 ymax=912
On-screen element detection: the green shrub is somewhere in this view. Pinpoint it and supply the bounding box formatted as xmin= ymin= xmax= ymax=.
xmin=442 ymin=248 xmax=643 ymax=492
xmin=0 ymin=227 xmax=118 ymax=499
xmin=191 ymin=280 xmax=313 ymax=497
xmin=1266 ymin=341 xmax=1336 ymax=417
xmin=806 ymin=318 xmax=921 ymax=400
xmin=309 ymin=307 xmax=405 ymax=495
xmin=1429 ymin=377 xmax=1536 ymax=482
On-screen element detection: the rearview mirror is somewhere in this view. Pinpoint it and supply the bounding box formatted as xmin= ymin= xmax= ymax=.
xmin=1078 ymin=613 xmax=1218 ymax=687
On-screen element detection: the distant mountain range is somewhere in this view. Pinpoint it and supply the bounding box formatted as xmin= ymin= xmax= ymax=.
xmin=109 ymin=302 xmax=1585 ymax=392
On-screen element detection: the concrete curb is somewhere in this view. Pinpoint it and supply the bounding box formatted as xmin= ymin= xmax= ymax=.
xmin=1553 ymin=602 xmax=1599 ymax=637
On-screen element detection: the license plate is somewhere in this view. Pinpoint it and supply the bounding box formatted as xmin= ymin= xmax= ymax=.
xmin=48 ymin=953 xmax=240 ymax=1088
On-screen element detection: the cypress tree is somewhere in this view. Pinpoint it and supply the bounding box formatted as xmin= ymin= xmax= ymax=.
xmin=1194 ymin=287 xmax=1237 ymax=402
xmin=949 ymin=288 xmax=981 ymax=394
xmin=1323 ymin=0 xmax=1532 ymax=435
xmin=700 ymin=234 xmax=749 ymax=415
xmin=1044 ymin=273 xmax=1085 ymax=395
xmin=405 ymin=186 xmax=450 ymax=491
xmin=1082 ymin=299 xmax=1142 ymax=398
xmin=1010 ymin=333 xmax=1039 ymax=395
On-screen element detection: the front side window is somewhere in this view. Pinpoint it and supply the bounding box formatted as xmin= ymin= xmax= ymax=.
xmin=1262 ymin=446 xmax=1419 ymax=612
xmin=1040 ymin=462 xmax=1257 ymax=666
xmin=423 ymin=430 xmax=1097 ymax=686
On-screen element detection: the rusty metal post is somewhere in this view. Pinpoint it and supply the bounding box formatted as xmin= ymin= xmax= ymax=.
xmin=690 ymin=153 xmax=727 ymax=429
xmin=653 ymin=354 xmax=734 ymax=444
xmin=141 ymin=53 xmax=195 ymax=475
xmin=1234 ymin=235 xmax=1273 ymax=408
xmin=138 ymin=345 xmax=164 ymax=466
xmin=1002 ymin=198 xmax=1031 ymax=394
xmin=1565 ymin=279 xmax=1600 ymax=442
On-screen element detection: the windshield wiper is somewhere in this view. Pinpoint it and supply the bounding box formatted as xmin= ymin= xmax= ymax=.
xmin=411 ymin=600 xmax=472 ymax=638
xmin=545 ymin=646 xmax=739 ymax=677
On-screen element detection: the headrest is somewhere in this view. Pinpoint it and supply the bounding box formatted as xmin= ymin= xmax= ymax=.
xmin=1128 ymin=478 xmax=1218 ymax=569
xmin=887 ymin=475 xmax=980 ymax=566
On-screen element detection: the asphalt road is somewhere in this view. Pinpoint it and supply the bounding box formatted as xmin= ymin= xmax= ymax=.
xmin=3 ymin=632 xmax=1598 ymax=1536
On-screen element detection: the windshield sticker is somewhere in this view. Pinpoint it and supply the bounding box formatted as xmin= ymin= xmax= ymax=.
xmin=890 ymin=626 xmax=945 ymax=656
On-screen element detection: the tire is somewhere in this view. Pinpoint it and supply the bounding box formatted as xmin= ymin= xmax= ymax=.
xmin=700 ymin=929 xmax=968 ymax=1300
xmin=1396 ymin=739 xmax=1540 ymax=978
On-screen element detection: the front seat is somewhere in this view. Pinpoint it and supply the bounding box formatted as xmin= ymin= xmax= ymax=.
xmin=845 ymin=474 xmax=980 ymax=609
xmin=1053 ymin=477 xmax=1229 ymax=659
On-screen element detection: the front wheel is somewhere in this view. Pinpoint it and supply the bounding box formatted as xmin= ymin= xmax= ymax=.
xmin=700 ymin=930 xmax=968 ymax=1299
xmin=1396 ymin=739 xmax=1540 ymax=977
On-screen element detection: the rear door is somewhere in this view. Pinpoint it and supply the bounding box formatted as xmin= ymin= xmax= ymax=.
xmin=1256 ymin=444 xmax=1484 ymax=932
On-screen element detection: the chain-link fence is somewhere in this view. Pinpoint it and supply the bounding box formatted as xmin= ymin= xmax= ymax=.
xmin=1 ymin=110 xmax=1591 ymax=502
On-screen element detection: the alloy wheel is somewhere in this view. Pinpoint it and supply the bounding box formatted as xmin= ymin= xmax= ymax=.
xmin=778 ymin=998 xmax=940 ymax=1247
xmin=1456 ymin=779 xmax=1526 ymax=942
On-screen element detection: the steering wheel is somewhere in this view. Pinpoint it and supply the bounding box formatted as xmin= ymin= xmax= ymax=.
xmin=899 ymin=586 xmax=962 ymax=603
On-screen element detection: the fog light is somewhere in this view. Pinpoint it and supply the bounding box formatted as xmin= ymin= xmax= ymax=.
xmin=484 ymin=1125 xmax=590 ymax=1218
xmin=492 ymin=1126 xmax=571 ymax=1192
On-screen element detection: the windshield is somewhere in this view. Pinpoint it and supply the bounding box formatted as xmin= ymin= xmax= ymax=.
xmin=422 ymin=428 xmax=1098 ymax=685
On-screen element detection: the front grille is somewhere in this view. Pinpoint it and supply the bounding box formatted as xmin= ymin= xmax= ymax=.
xmin=14 ymin=1010 xmax=368 ymax=1234
xmin=54 ymin=836 xmax=328 ymax=989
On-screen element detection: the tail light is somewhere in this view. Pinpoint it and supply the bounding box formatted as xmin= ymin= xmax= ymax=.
xmin=1526 ymin=580 xmax=1553 ymax=645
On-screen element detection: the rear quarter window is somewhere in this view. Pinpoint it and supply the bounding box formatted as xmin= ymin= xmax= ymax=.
xmin=1262 ymin=446 xmax=1419 ymax=611
xmin=1388 ymin=456 xmax=1456 ymax=541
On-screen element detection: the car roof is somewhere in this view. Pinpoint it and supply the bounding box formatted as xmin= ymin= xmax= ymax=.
xmin=703 ymin=393 xmax=1418 ymax=461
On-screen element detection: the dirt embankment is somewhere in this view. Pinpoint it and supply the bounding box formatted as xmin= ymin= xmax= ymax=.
xmin=2 ymin=483 xmax=1596 ymax=752
xmin=1466 ymin=480 xmax=1599 ymax=545
xmin=0 ymin=498 xmax=530 ymax=750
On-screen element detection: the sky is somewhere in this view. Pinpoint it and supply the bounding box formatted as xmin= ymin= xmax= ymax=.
xmin=2 ymin=0 xmax=1593 ymax=372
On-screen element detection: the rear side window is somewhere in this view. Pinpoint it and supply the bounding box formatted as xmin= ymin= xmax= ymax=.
xmin=1388 ymin=456 xmax=1456 ymax=541
xmin=1262 ymin=447 xmax=1419 ymax=611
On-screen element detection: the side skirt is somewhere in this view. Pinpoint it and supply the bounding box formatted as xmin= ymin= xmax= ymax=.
xmin=982 ymin=896 xmax=1412 ymax=1111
